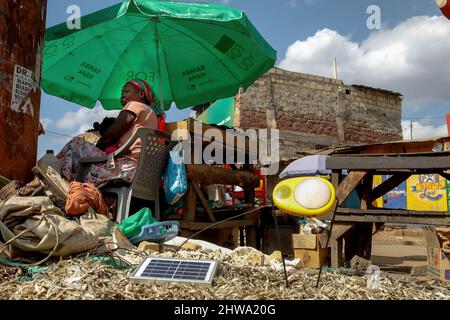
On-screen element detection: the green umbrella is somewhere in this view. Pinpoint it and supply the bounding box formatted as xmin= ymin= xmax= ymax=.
xmin=197 ymin=96 xmax=235 ymax=128
xmin=42 ymin=0 xmax=276 ymax=111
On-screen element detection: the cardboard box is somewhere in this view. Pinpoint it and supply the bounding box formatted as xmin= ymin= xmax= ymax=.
xmin=292 ymin=233 xmax=329 ymax=269
xmin=422 ymin=227 xmax=450 ymax=281
xmin=262 ymin=225 xmax=297 ymax=258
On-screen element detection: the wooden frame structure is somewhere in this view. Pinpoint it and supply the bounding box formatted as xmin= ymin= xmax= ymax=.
xmin=323 ymin=149 xmax=450 ymax=267
xmin=166 ymin=119 xmax=262 ymax=248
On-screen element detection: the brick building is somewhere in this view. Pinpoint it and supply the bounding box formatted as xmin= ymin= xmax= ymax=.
xmin=234 ymin=67 xmax=403 ymax=161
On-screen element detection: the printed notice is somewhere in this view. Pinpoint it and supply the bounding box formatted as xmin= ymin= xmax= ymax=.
xmin=11 ymin=65 xmax=35 ymax=117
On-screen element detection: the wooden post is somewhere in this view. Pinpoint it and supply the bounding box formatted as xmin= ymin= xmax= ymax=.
xmin=360 ymin=173 xmax=373 ymax=210
xmin=0 ymin=0 xmax=47 ymax=182
xmin=330 ymin=223 xmax=354 ymax=267
xmin=192 ymin=183 xmax=216 ymax=222
xmin=184 ymin=183 xmax=197 ymax=222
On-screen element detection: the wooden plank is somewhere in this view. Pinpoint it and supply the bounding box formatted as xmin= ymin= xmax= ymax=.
xmin=336 ymin=207 xmax=450 ymax=216
xmin=166 ymin=118 xmax=251 ymax=154
xmin=180 ymin=219 xmax=257 ymax=231
xmin=184 ymin=183 xmax=197 ymax=222
xmin=330 ymin=238 xmax=343 ymax=268
xmin=334 ymin=215 xmax=450 ymax=225
xmin=192 ymin=183 xmax=216 ymax=222
xmin=330 ymin=224 xmax=354 ymax=268
xmin=326 ymin=155 xmax=450 ymax=170
xmin=370 ymin=173 xmax=411 ymax=202
xmin=332 ymin=151 xmax=450 ymax=157
xmin=330 ymin=223 xmax=355 ymax=240
xmin=439 ymin=171 xmax=450 ymax=181
xmin=187 ymin=165 xmax=259 ymax=187
xmin=331 ymin=171 xmax=340 ymax=190
xmin=335 ymin=170 xmax=367 ymax=205
xmin=245 ymin=226 xmax=258 ymax=248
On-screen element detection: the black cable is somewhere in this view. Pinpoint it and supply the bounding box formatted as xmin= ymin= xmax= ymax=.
xmin=272 ymin=205 xmax=289 ymax=288
xmin=44 ymin=130 xmax=75 ymax=138
xmin=315 ymin=200 xmax=338 ymax=289
xmin=173 ymin=206 xmax=267 ymax=256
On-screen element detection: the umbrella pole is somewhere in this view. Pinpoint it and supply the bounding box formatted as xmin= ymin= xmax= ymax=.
xmin=153 ymin=19 xmax=165 ymax=114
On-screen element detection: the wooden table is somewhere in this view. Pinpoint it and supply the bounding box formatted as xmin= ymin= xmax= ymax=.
xmin=166 ymin=119 xmax=262 ymax=249
xmin=323 ymin=151 xmax=450 ymax=267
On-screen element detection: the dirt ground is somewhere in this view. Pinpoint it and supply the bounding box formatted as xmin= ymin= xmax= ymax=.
xmin=371 ymin=228 xmax=427 ymax=273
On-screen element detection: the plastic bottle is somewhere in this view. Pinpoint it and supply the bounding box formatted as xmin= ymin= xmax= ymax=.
xmin=37 ymin=150 xmax=63 ymax=174
xmin=366 ymin=265 xmax=381 ymax=289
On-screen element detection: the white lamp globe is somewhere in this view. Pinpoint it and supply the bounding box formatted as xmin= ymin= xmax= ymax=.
xmin=294 ymin=178 xmax=331 ymax=209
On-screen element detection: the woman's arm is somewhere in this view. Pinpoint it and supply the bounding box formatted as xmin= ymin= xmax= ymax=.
xmin=96 ymin=110 xmax=136 ymax=150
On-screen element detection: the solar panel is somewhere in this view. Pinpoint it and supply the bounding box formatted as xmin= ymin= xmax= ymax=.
xmin=129 ymin=257 xmax=219 ymax=286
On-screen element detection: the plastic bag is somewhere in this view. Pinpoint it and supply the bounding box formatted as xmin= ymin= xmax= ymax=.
xmin=117 ymin=207 xmax=158 ymax=239
xmin=163 ymin=143 xmax=187 ymax=205
xmin=366 ymin=265 xmax=381 ymax=289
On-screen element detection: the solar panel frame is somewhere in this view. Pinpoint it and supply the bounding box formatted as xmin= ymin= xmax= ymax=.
xmin=129 ymin=257 xmax=219 ymax=286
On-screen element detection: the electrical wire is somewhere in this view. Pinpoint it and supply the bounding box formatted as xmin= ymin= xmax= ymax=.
xmin=173 ymin=206 xmax=267 ymax=256
xmin=43 ymin=130 xmax=76 ymax=138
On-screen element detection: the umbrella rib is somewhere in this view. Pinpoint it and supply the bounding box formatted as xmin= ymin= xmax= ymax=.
xmin=160 ymin=19 xmax=242 ymax=89
xmin=163 ymin=17 xmax=247 ymax=36
xmin=97 ymin=21 xmax=151 ymax=107
xmin=156 ymin=25 xmax=176 ymax=109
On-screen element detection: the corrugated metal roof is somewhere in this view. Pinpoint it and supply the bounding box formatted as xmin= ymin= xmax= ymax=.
xmin=299 ymin=136 xmax=450 ymax=155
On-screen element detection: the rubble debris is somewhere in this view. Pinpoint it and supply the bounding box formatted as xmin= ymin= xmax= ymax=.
xmin=350 ymin=256 xmax=372 ymax=275
xmin=267 ymin=250 xmax=283 ymax=263
xmin=138 ymin=241 xmax=161 ymax=253
xmin=231 ymin=247 xmax=265 ymax=266
xmin=0 ymin=180 xmax=22 ymax=205
xmin=179 ymin=242 xmax=202 ymax=251
xmin=410 ymin=266 xmax=428 ymax=277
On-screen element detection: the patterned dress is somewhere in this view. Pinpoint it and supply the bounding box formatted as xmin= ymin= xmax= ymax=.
xmin=57 ymin=137 xmax=137 ymax=188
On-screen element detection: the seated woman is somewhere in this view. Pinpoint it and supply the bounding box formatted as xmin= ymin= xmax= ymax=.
xmin=56 ymin=79 xmax=166 ymax=188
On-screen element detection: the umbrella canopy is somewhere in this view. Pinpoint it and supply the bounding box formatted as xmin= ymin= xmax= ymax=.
xmin=279 ymin=155 xmax=332 ymax=178
xmin=42 ymin=0 xmax=276 ymax=111
xmin=197 ymin=96 xmax=235 ymax=128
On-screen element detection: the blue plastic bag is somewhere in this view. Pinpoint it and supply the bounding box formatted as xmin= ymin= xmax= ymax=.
xmin=163 ymin=143 xmax=187 ymax=205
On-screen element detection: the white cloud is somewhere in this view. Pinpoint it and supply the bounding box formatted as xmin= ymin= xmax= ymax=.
xmin=278 ymin=16 xmax=450 ymax=104
xmin=401 ymin=120 xmax=448 ymax=140
xmin=55 ymin=105 xmax=120 ymax=134
xmin=40 ymin=117 xmax=54 ymax=127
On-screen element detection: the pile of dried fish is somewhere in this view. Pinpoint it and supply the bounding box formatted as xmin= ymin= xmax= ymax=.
xmin=0 ymin=265 xmax=20 ymax=283
xmin=1 ymin=248 xmax=450 ymax=300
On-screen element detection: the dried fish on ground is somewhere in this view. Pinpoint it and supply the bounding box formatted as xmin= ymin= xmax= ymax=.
xmin=0 ymin=249 xmax=449 ymax=300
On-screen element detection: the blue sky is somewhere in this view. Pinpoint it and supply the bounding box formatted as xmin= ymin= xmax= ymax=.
xmin=38 ymin=0 xmax=450 ymax=157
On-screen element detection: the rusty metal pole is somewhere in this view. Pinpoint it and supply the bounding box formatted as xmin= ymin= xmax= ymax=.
xmin=0 ymin=0 xmax=47 ymax=182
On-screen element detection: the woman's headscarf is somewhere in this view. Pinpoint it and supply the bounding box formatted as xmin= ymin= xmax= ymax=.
xmin=125 ymin=78 xmax=166 ymax=131
xmin=127 ymin=79 xmax=154 ymax=103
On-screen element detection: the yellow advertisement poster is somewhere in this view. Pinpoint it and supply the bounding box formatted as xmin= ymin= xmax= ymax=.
xmin=407 ymin=174 xmax=448 ymax=212
xmin=372 ymin=175 xmax=383 ymax=208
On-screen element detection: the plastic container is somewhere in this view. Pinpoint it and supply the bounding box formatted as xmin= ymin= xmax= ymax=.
xmin=37 ymin=150 xmax=63 ymax=174
xmin=366 ymin=265 xmax=381 ymax=289
xmin=128 ymin=221 xmax=180 ymax=244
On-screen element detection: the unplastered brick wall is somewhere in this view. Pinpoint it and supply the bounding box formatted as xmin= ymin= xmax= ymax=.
xmin=236 ymin=67 xmax=403 ymax=160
